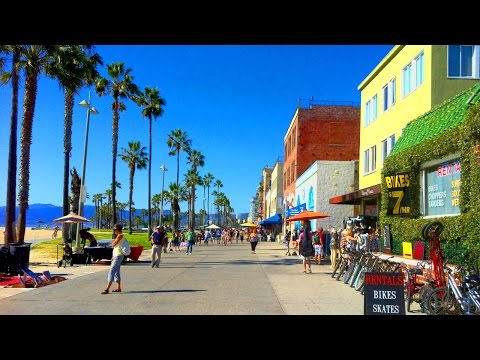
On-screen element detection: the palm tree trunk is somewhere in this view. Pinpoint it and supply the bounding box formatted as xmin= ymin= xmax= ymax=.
xmin=4 ymin=50 xmax=20 ymax=244
xmin=191 ymin=187 xmax=196 ymax=229
xmin=128 ymin=167 xmax=135 ymax=235
xmin=17 ymin=72 xmax=39 ymax=243
xmin=111 ymin=101 xmax=119 ymax=230
xmin=147 ymin=115 xmax=152 ymax=238
xmin=62 ymin=89 xmax=74 ymax=243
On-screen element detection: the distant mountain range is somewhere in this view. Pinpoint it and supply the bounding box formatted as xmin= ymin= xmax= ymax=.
xmin=0 ymin=203 xmax=248 ymax=228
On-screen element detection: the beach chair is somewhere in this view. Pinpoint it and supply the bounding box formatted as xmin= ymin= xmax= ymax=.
xmin=19 ymin=268 xmax=47 ymax=288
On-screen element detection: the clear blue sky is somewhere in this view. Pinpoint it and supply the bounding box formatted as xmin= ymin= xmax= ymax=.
xmin=0 ymin=45 xmax=393 ymax=215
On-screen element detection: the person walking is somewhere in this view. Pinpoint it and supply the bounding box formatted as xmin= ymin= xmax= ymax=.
xmin=150 ymin=226 xmax=165 ymax=267
xmin=298 ymin=220 xmax=314 ymax=274
xmin=329 ymin=228 xmax=341 ymax=269
xmin=101 ymin=224 xmax=125 ymax=294
xmin=249 ymin=229 xmax=259 ymax=254
xmin=186 ymin=227 xmax=195 ymax=255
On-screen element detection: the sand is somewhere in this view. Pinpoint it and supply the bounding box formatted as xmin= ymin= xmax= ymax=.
xmin=1 ymin=227 xmax=62 ymax=243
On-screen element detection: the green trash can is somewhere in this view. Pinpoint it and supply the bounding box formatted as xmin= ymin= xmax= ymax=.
xmin=7 ymin=243 xmax=31 ymax=275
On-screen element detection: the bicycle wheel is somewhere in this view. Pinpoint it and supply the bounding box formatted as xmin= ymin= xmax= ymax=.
xmin=355 ymin=268 xmax=366 ymax=291
xmin=426 ymin=286 xmax=462 ymax=315
xmin=344 ymin=263 xmax=355 ymax=284
xmin=336 ymin=261 xmax=348 ymax=281
xmin=331 ymin=255 xmax=343 ymax=278
xmin=405 ymin=273 xmax=413 ymax=313
xmin=349 ymin=263 xmax=361 ymax=287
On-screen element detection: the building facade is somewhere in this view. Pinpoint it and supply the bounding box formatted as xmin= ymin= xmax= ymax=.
xmin=283 ymin=104 xmax=361 ymax=217
xmin=291 ymin=160 xmax=357 ymax=232
xmin=331 ymin=45 xmax=480 ymax=222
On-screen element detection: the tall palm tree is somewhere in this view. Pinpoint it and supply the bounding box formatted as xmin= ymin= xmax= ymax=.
xmin=92 ymin=193 xmax=103 ymax=229
xmin=104 ymin=188 xmax=112 ymax=228
xmin=184 ymin=168 xmax=201 ymax=229
xmin=151 ymin=193 xmax=162 ymax=225
xmin=0 ymin=46 xmax=21 ymax=244
xmin=137 ymin=86 xmax=166 ymax=236
xmin=186 ymin=149 xmax=205 ymax=228
xmin=202 ymin=173 xmax=214 ymax=225
xmin=119 ymin=141 xmax=148 ymax=235
xmin=14 ymin=45 xmax=64 ymax=243
xmin=95 ymin=62 xmax=141 ymax=228
xmin=167 ymin=129 xmax=191 ymax=230
xmin=168 ymin=182 xmax=188 ymax=230
xmin=214 ymin=179 xmax=223 ymax=227
xmin=53 ymin=45 xmax=103 ymax=243
xmin=167 ymin=129 xmax=192 ymax=187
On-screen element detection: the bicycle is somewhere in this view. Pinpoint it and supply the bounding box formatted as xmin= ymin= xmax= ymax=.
xmin=425 ymin=265 xmax=480 ymax=315
xmin=400 ymin=261 xmax=428 ymax=313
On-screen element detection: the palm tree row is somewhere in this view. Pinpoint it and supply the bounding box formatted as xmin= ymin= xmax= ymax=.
xmin=1 ymin=45 xmax=233 ymax=244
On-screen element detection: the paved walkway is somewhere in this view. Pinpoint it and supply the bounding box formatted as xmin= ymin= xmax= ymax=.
xmin=0 ymin=241 xmax=424 ymax=315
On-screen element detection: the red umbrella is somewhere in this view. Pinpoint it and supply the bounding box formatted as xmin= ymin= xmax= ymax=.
xmin=286 ymin=210 xmax=330 ymax=222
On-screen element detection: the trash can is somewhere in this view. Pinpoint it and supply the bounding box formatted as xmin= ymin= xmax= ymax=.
xmin=7 ymin=243 xmax=31 ymax=275
xmin=0 ymin=244 xmax=9 ymax=273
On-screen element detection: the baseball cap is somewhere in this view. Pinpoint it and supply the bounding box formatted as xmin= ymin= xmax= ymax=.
xmin=113 ymin=224 xmax=123 ymax=231
xmin=155 ymin=226 xmax=161 ymax=229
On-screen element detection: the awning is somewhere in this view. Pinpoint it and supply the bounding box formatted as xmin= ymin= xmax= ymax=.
xmin=329 ymin=184 xmax=382 ymax=205
xmin=259 ymin=214 xmax=282 ymax=225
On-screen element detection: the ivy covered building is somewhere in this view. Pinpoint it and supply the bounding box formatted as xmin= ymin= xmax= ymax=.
xmin=381 ymin=83 xmax=480 ymax=266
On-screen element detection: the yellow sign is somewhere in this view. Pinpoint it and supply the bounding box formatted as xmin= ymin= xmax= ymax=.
xmin=402 ymin=242 xmax=412 ymax=259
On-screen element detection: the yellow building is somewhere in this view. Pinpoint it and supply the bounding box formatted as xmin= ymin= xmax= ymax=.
xmin=331 ymin=45 xmax=480 ymax=222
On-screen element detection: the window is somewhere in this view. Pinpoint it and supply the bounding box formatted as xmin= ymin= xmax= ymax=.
xmin=402 ymin=52 xmax=424 ymax=97
xmin=364 ymin=94 xmax=378 ymax=126
xmin=383 ymin=78 xmax=396 ymax=112
xmin=448 ymin=45 xmax=480 ymax=78
xmin=363 ymin=145 xmax=376 ymax=174
xmin=381 ymin=135 xmax=396 ymax=165
xmin=420 ymin=157 xmax=461 ymax=217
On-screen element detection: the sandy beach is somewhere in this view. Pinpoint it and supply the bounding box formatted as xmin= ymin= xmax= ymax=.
xmin=1 ymin=227 xmax=62 ymax=243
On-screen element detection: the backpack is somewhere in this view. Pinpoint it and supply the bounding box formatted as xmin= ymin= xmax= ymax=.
xmin=299 ymin=235 xmax=315 ymax=257
xmin=121 ymin=237 xmax=131 ymax=256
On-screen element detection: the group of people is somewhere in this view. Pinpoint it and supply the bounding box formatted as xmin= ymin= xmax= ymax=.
xmin=294 ymin=221 xmax=382 ymax=274
xmin=100 ymin=221 xmax=381 ymax=294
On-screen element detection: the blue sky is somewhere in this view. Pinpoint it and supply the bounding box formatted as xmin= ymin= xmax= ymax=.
xmin=0 ymin=45 xmax=393 ymax=215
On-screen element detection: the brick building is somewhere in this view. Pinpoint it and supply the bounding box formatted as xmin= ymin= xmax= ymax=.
xmin=283 ymin=103 xmax=361 ymax=211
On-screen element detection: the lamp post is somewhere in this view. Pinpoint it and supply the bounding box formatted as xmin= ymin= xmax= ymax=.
xmin=74 ymin=92 xmax=99 ymax=252
xmin=159 ymin=165 xmax=168 ymax=227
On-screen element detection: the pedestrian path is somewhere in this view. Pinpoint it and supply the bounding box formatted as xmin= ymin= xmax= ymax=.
xmin=0 ymin=241 xmax=422 ymax=315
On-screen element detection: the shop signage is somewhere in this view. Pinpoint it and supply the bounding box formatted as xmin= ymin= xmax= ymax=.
xmin=286 ymin=203 xmax=306 ymax=217
xmin=364 ymin=272 xmax=405 ymax=315
xmin=384 ymin=172 xmax=411 ymax=215
xmin=425 ymin=159 xmax=461 ymax=216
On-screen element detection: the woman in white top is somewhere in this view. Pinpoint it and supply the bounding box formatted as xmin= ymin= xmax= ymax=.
xmin=101 ymin=224 xmax=125 ymax=294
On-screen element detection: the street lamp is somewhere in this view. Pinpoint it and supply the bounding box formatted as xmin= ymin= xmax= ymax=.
xmin=159 ymin=165 xmax=168 ymax=227
xmin=74 ymin=92 xmax=99 ymax=252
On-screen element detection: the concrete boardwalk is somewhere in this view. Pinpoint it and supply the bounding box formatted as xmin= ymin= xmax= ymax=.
xmin=0 ymin=241 xmax=421 ymax=315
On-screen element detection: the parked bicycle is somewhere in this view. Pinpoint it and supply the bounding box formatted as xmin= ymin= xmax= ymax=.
xmin=425 ymin=265 xmax=480 ymax=315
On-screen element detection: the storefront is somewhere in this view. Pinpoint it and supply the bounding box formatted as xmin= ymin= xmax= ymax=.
xmin=380 ymin=83 xmax=480 ymax=265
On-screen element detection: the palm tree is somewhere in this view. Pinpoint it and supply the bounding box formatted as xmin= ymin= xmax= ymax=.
xmin=0 ymin=46 xmax=21 ymax=244
xmin=137 ymin=86 xmax=166 ymax=236
xmin=167 ymin=129 xmax=191 ymax=230
xmin=151 ymin=193 xmax=162 ymax=225
xmin=214 ymin=179 xmax=223 ymax=227
xmin=119 ymin=141 xmax=148 ymax=235
xmin=167 ymin=129 xmax=192 ymax=187
xmin=14 ymin=45 xmax=65 ymax=243
xmin=184 ymin=168 xmax=201 ymax=229
xmin=168 ymin=182 xmax=188 ymax=230
xmin=53 ymin=45 xmax=103 ymax=243
xmin=95 ymin=62 xmax=141 ymax=228
xmin=104 ymin=189 xmax=112 ymax=228
xmin=186 ymin=149 xmax=205 ymax=229
xmin=202 ymin=173 xmax=214 ymax=225
xmin=92 ymin=193 xmax=103 ymax=229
